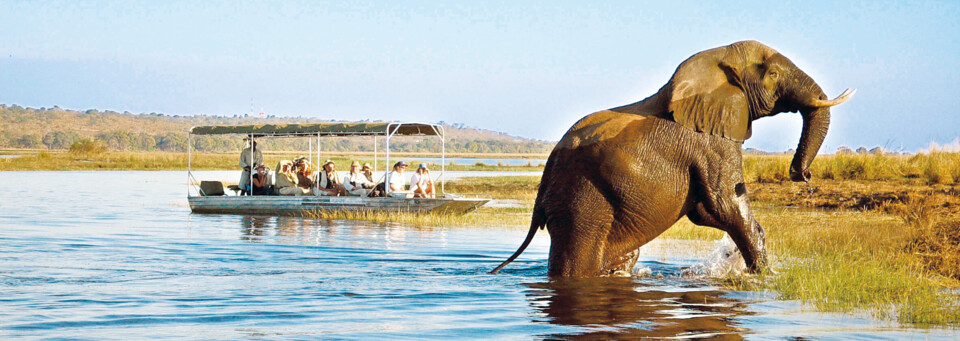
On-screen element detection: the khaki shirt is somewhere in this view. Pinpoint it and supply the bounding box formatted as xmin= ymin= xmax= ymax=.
xmin=239 ymin=147 xmax=263 ymax=170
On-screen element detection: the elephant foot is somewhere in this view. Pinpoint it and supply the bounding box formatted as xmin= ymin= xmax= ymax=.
xmin=603 ymin=249 xmax=640 ymax=277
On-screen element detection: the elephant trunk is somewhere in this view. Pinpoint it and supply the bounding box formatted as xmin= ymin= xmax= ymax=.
xmin=790 ymin=103 xmax=830 ymax=182
xmin=786 ymin=68 xmax=855 ymax=182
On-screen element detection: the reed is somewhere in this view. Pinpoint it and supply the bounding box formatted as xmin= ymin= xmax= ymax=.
xmin=303 ymin=206 xmax=531 ymax=228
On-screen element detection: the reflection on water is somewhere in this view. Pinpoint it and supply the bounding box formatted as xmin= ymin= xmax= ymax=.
xmin=1 ymin=171 xmax=958 ymax=339
xmin=527 ymin=278 xmax=750 ymax=340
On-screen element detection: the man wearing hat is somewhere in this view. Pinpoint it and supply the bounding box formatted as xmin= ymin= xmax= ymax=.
xmin=361 ymin=162 xmax=375 ymax=183
xmin=238 ymin=140 xmax=263 ymax=195
xmin=411 ymin=163 xmax=435 ymax=198
xmin=386 ymin=161 xmax=409 ymax=195
xmin=316 ymin=159 xmax=345 ymax=196
xmin=344 ymin=160 xmax=375 ymax=196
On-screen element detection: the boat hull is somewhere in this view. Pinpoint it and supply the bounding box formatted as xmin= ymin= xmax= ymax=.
xmin=188 ymin=196 xmax=488 ymax=215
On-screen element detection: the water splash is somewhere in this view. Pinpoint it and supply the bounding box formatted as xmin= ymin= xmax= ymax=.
xmin=681 ymin=235 xmax=746 ymax=278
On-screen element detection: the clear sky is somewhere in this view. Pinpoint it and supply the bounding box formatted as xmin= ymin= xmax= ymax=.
xmin=1 ymin=1 xmax=958 ymax=152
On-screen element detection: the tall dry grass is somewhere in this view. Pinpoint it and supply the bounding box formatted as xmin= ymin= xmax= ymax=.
xmin=888 ymin=195 xmax=960 ymax=281
xmin=743 ymin=152 xmax=960 ymax=184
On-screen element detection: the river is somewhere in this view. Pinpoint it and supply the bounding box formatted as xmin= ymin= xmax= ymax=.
xmin=0 ymin=171 xmax=957 ymax=339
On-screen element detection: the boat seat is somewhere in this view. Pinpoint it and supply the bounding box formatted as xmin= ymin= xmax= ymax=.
xmin=226 ymin=184 xmax=242 ymax=195
xmin=200 ymin=181 xmax=226 ymax=196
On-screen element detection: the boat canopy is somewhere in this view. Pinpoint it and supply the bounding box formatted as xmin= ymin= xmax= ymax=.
xmin=189 ymin=122 xmax=442 ymax=137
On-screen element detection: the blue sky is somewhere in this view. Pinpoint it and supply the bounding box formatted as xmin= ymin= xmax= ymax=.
xmin=1 ymin=1 xmax=958 ymax=152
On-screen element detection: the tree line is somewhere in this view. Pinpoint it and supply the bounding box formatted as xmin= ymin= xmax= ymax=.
xmin=0 ymin=105 xmax=554 ymax=154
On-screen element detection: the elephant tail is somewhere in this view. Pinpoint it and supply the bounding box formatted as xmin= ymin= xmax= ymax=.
xmin=490 ymin=208 xmax=545 ymax=274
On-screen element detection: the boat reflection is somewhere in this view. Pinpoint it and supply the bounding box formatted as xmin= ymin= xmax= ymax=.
xmin=237 ymin=215 xmax=445 ymax=250
xmin=525 ymin=277 xmax=753 ymax=339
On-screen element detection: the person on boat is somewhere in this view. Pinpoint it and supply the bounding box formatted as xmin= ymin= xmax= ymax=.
xmin=344 ymin=161 xmax=375 ymax=196
xmin=386 ymin=161 xmax=410 ymax=196
xmin=238 ymin=140 xmax=263 ymax=196
xmin=293 ymin=157 xmax=322 ymax=196
xmin=410 ymin=163 xmax=435 ymax=198
xmin=361 ymin=162 xmax=375 ymax=183
xmin=251 ymin=164 xmax=273 ymax=195
xmin=276 ymin=160 xmax=303 ymax=196
xmin=316 ymin=159 xmax=346 ymax=196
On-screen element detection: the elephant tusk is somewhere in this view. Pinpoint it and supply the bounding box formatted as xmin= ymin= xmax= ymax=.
xmin=808 ymin=88 xmax=856 ymax=107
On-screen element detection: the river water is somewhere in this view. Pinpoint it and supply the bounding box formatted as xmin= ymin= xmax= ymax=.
xmin=1 ymin=171 xmax=957 ymax=339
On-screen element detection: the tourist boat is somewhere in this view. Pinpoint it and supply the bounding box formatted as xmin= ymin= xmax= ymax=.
xmin=187 ymin=122 xmax=490 ymax=215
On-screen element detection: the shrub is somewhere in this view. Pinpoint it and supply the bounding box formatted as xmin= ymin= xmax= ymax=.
xmin=914 ymin=152 xmax=960 ymax=184
xmin=908 ymin=219 xmax=960 ymax=280
xmin=69 ymin=139 xmax=108 ymax=156
xmin=890 ymin=195 xmax=960 ymax=280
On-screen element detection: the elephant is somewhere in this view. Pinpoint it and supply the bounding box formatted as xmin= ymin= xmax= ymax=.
xmin=492 ymin=40 xmax=854 ymax=277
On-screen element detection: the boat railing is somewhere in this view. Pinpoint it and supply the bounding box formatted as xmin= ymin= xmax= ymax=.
xmin=187 ymin=171 xmax=202 ymax=197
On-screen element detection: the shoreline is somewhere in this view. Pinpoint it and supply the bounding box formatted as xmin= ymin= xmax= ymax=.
xmin=0 ymin=150 xmax=549 ymax=172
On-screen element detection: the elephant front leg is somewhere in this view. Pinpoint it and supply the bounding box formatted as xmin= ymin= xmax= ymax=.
xmin=690 ymin=181 xmax=768 ymax=273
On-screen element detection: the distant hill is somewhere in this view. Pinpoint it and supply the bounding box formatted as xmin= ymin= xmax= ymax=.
xmin=0 ymin=104 xmax=555 ymax=154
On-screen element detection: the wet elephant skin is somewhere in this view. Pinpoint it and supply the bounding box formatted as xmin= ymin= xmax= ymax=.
xmin=492 ymin=40 xmax=854 ymax=277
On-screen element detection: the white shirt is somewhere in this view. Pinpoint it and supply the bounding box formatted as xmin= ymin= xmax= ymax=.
xmin=387 ymin=170 xmax=406 ymax=191
xmin=344 ymin=171 xmax=375 ymax=191
xmin=410 ymin=172 xmax=432 ymax=190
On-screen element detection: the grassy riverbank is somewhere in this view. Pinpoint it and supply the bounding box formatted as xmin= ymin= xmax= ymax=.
xmin=0 ymin=149 xmax=547 ymax=171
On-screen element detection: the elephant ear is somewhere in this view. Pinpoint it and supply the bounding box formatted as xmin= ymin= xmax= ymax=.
xmin=665 ymin=41 xmax=774 ymax=141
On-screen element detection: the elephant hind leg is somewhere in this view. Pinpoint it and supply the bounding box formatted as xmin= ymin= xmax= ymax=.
xmin=546 ymin=180 xmax=618 ymax=277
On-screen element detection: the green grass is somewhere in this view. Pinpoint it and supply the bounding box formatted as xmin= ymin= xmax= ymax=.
xmin=443 ymin=175 xmax=541 ymax=202
xmin=757 ymin=207 xmax=960 ymax=326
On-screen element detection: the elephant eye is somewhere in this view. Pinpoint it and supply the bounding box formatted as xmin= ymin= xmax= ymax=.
xmin=768 ymin=71 xmax=779 ymax=80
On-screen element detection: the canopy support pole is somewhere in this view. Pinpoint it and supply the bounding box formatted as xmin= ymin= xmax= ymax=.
xmin=385 ymin=126 xmax=391 ymax=196
xmin=384 ymin=123 xmax=402 ymax=196
xmin=187 ymin=133 xmax=192 ymax=197
xmin=249 ymin=134 xmax=255 ymax=196
xmin=439 ymin=126 xmax=445 ymax=196
xmin=316 ymin=133 xmax=320 ymax=197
